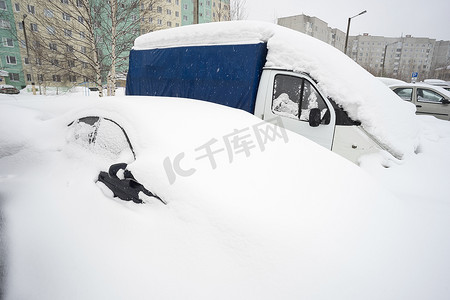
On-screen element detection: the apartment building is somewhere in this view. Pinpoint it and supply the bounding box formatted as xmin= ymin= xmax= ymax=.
xmin=0 ymin=0 xmax=25 ymax=88
xmin=431 ymin=40 xmax=450 ymax=77
xmin=348 ymin=34 xmax=436 ymax=81
xmin=278 ymin=14 xmax=450 ymax=82
xmin=9 ymin=0 xmax=97 ymax=91
xmin=278 ymin=14 xmax=346 ymax=52
xmin=0 ymin=0 xmax=230 ymax=91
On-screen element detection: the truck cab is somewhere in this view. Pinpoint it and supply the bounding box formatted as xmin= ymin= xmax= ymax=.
xmin=255 ymin=69 xmax=384 ymax=163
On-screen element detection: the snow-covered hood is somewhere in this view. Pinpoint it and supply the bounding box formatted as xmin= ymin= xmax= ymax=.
xmin=134 ymin=21 xmax=420 ymax=159
xmin=1 ymin=96 xmax=448 ymax=299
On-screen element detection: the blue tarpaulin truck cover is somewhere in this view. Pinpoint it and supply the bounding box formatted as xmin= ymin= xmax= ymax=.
xmin=126 ymin=43 xmax=268 ymax=114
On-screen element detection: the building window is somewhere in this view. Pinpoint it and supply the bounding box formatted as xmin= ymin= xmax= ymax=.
xmin=27 ymin=4 xmax=35 ymax=14
xmin=64 ymin=29 xmax=72 ymax=37
xmin=66 ymin=45 xmax=74 ymax=52
xmin=44 ymin=8 xmax=54 ymax=17
xmin=2 ymin=37 xmax=13 ymax=47
xmin=9 ymin=73 xmax=19 ymax=81
xmin=76 ymin=0 xmax=83 ymax=7
xmin=36 ymin=58 xmax=42 ymax=65
xmin=175 ymin=11 xmax=179 ymax=17
xmin=166 ymin=9 xmax=171 ymax=15
xmin=78 ymin=16 xmax=84 ymax=23
xmin=184 ymin=4 xmax=187 ymax=9
xmin=62 ymin=12 xmax=71 ymax=21
xmin=30 ymin=23 xmax=38 ymax=32
xmin=0 ymin=1 xmax=7 ymax=10
xmin=46 ymin=26 xmax=55 ymax=34
xmin=81 ymin=46 xmax=86 ymax=53
xmin=24 ymin=57 xmax=29 ymax=64
xmin=37 ymin=74 xmax=44 ymax=82
xmin=157 ymin=6 xmax=162 ymax=13
xmin=51 ymin=59 xmax=59 ymax=66
xmin=68 ymin=60 xmax=75 ymax=67
xmin=79 ymin=31 xmax=85 ymax=39
xmin=14 ymin=3 xmax=20 ymax=12
xmin=0 ymin=19 xmax=11 ymax=29
xmin=52 ymin=75 xmax=61 ymax=82
xmin=17 ymin=22 xmax=22 ymax=30
xmin=183 ymin=15 xmax=187 ymax=21
xmin=26 ymin=74 xmax=32 ymax=81
xmin=167 ymin=21 xmax=172 ymax=27
xmin=61 ymin=0 xmax=68 ymax=4
xmin=68 ymin=75 xmax=76 ymax=82
xmin=6 ymin=56 xmax=17 ymax=64
xmin=157 ymin=19 xmax=162 ymax=25
xmin=176 ymin=0 xmax=179 ymax=4
xmin=49 ymin=43 xmax=57 ymax=51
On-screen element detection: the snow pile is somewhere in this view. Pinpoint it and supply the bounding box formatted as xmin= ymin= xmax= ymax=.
xmin=134 ymin=21 xmax=420 ymax=158
xmin=1 ymin=94 xmax=450 ymax=299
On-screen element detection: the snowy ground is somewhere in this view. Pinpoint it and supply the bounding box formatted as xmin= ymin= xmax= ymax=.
xmin=1 ymin=89 xmax=449 ymax=299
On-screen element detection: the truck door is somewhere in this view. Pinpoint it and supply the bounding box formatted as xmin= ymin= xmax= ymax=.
xmin=262 ymin=70 xmax=336 ymax=150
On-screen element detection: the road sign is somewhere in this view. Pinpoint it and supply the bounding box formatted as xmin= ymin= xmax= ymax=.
xmin=412 ymin=72 xmax=418 ymax=78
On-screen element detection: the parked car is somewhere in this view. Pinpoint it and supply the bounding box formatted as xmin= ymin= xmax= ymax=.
xmin=389 ymin=82 xmax=450 ymax=120
xmin=423 ymin=79 xmax=450 ymax=91
xmin=0 ymin=84 xmax=19 ymax=94
xmin=377 ymin=77 xmax=406 ymax=86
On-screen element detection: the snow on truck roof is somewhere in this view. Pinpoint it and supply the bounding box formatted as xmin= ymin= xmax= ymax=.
xmin=133 ymin=21 xmax=420 ymax=159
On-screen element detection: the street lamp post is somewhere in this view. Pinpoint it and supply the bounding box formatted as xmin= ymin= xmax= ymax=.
xmin=22 ymin=14 xmax=36 ymax=95
xmin=344 ymin=10 xmax=367 ymax=56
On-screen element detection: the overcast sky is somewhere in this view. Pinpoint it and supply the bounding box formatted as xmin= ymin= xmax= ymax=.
xmin=245 ymin=0 xmax=450 ymax=41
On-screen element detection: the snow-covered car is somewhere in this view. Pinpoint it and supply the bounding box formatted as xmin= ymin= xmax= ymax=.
xmin=376 ymin=77 xmax=406 ymax=86
xmin=0 ymin=85 xmax=19 ymax=94
xmin=423 ymin=79 xmax=450 ymax=91
xmin=389 ymin=82 xmax=450 ymax=120
xmin=1 ymin=96 xmax=449 ymax=299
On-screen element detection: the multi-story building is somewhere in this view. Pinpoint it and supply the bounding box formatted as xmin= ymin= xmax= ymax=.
xmin=181 ymin=0 xmax=229 ymax=25
xmin=431 ymin=40 xmax=450 ymax=77
xmin=278 ymin=14 xmax=346 ymax=52
xmin=348 ymin=34 xmax=436 ymax=81
xmin=0 ymin=0 xmax=25 ymax=88
xmin=0 ymin=0 xmax=230 ymax=91
xmin=278 ymin=14 xmax=450 ymax=82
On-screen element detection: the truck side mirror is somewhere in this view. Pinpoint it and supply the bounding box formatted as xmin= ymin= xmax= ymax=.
xmin=442 ymin=98 xmax=450 ymax=105
xmin=309 ymin=108 xmax=321 ymax=127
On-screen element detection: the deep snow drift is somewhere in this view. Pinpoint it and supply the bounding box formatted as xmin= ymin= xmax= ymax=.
xmin=0 ymin=90 xmax=449 ymax=299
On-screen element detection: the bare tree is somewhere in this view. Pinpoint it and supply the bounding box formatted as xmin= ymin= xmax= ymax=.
xmin=9 ymin=0 xmax=165 ymax=97
xmin=230 ymin=0 xmax=247 ymax=21
xmin=213 ymin=1 xmax=230 ymax=21
xmin=99 ymin=0 xmax=168 ymax=96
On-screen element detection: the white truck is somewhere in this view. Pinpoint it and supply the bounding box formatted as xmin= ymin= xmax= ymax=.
xmin=126 ymin=21 xmax=419 ymax=163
